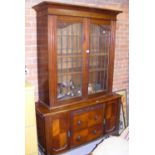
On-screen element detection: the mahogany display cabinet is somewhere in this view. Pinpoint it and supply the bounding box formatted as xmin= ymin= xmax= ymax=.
xmin=33 ymin=1 xmax=122 ymax=155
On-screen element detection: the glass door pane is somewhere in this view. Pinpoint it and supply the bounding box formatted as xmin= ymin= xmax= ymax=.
xmin=57 ymin=21 xmax=83 ymax=100
xmin=88 ymin=23 xmax=111 ymax=95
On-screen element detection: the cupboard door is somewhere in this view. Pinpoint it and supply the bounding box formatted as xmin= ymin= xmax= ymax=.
xmin=50 ymin=113 xmax=70 ymax=153
xmin=105 ymin=101 xmax=119 ymax=133
xmin=56 ymin=17 xmax=84 ymax=101
xmin=88 ymin=20 xmax=111 ymax=95
xmin=71 ymin=104 xmax=103 ymax=130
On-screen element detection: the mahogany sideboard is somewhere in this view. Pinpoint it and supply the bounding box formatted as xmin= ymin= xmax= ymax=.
xmin=33 ymin=1 xmax=122 ymax=155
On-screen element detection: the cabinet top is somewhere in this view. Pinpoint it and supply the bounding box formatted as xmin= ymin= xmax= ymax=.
xmin=36 ymin=94 xmax=121 ymax=115
xmin=33 ymin=1 xmax=122 ymax=20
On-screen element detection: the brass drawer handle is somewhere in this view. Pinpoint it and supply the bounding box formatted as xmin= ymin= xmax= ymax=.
xmin=92 ymin=130 xmax=97 ymax=134
xmin=94 ymin=115 xmax=98 ymax=120
xmin=76 ymin=135 xmax=81 ymax=141
xmin=77 ymin=120 xmax=81 ymax=126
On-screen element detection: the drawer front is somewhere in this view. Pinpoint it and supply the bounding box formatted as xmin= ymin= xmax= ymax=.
xmin=88 ymin=108 xmax=103 ymax=127
xmin=71 ymin=129 xmax=88 ymax=147
xmin=72 ymin=112 xmax=88 ymax=131
xmin=71 ymin=124 xmax=103 ymax=147
xmin=71 ymin=104 xmax=103 ymax=131
xmin=87 ymin=124 xmax=103 ymax=142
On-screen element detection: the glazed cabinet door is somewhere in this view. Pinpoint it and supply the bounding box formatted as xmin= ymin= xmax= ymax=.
xmin=104 ymin=100 xmax=120 ymax=133
xmin=87 ymin=19 xmax=111 ymax=95
xmin=49 ymin=112 xmax=70 ymax=154
xmin=56 ymin=16 xmax=84 ymax=103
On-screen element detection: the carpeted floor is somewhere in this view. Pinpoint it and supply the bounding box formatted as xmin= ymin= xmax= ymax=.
xmin=38 ymin=137 xmax=103 ymax=155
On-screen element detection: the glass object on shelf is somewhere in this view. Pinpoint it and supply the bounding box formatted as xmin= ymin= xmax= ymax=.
xmin=57 ymin=79 xmax=82 ymax=99
xmin=88 ymin=24 xmax=111 ymax=94
xmin=57 ymin=21 xmax=83 ymax=100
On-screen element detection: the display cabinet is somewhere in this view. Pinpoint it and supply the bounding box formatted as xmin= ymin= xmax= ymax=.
xmin=33 ymin=1 xmax=122 ymax=155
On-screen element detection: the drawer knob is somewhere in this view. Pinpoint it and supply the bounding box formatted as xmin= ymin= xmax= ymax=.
xmin=86 ymin=50 xmax=90 ymax=53
xmin=76 ymin=135 xmax=81 ymax=141
xmin=94 ymin=115 xmax=98 ymax=120
xmin=77 ymin=120 xmax=81 ymax=125
xmin=92 ymin=130 xmax=97 ymax=134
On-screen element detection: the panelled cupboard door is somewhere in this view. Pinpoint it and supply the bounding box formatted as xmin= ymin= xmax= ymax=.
xmin=49 ymin=112 xmax=70 ymax=153
xmin=88 ymin=19 xmax=111 ymax=96
xmin=105 ymin=101 xmax=119 ymax=133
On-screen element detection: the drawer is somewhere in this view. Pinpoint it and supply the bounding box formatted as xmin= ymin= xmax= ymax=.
xmin=71 ymin=104 xmax=104 ymax=131
xmin=71 ymin=124 xmax=103 ymax=147
xmin=87 ymin=124 xmax=103 ymax=142
xmin=88 ymin=108 xmax=103 ymax=127
xmin=72 ymin=112 xmax=88 ymax=131
xmin=71 ymin=129 xmax=88 ymax=147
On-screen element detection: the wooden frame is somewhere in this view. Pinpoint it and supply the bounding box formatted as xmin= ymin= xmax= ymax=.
xmin=33 ymin=1 xmax=121 ymax=20
xmin=115 ymin=89 xmax=128 ymax=127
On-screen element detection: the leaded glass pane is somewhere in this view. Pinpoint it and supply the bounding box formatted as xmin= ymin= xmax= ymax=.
xmin=57 ymin=22 xmax=83 ymax=100
xmin=88 ymin=24 xmax=110 ymax=94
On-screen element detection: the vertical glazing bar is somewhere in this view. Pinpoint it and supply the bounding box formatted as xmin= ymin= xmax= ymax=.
xmin=106 ymin=31 xmax=108 ymax=90
xmin=91 ymin=24 xmax=95 ymax=83
xmin=83 ymin=18 xmax=90 ymax=97
xmin=75 ymin=24 xmax=79 ymax=54
xmin=106 ymin=30 xmax=110 ymax=90
xmin=93 ymin=24 xmax=94 ymax=52
xmin=96 ymin=25 xmax=98 ymax=79
xmin=71 ymin=23 xmax=73 ymax=81
xmin=105 ymin=30 xmax=107 ymax=90
xmin=92 ymin=24 xmax=94 ymax=71
xmin=60 ymin=23 xmax=63 ymax=85
xmin=103 ymin=29 xmax=106 ymax=89
xmin=105 ymin=30 xmax=109 ymax=90
xmin=101 ymin=30 xmax=103 ymax=89
xmin=99 ymin=25 xmax=102 ymax=87
xmin=66 ymin=24 xmax=69 ymax=89
xmin=101 ymin=36 xmax=103 ymax=89
xmin=80 ymin=23 xmax=82 ymax=91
